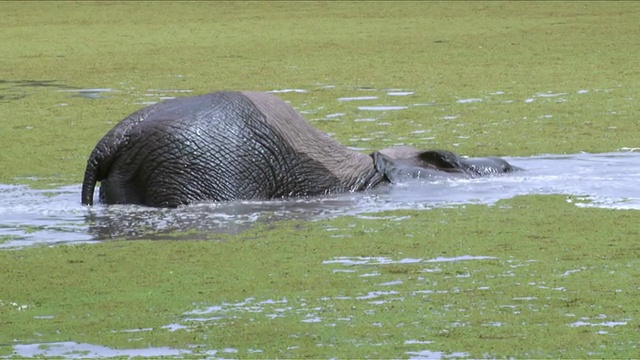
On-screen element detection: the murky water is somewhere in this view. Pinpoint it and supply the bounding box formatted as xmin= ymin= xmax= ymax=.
xmin=1 ymin=151 xmax=638 ymax=249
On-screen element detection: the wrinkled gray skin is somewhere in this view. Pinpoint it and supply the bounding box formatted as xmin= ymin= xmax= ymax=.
xmin=82 ymin=91 xmax=521 ymax=208
xmin=373 ymin=146 xmax=519 ymax=182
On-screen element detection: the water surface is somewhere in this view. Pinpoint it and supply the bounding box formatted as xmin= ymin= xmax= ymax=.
xmin=1 ymin=151 xmax=638 ymax=248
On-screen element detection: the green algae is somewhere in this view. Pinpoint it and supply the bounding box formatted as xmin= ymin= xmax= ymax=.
xmin=1 ymin=1 xmax=640 ymax=358
xmin=1 ymin=196 xmax=639 ymax=358
xmin=1 ymin=2 xmax=640 ymax=185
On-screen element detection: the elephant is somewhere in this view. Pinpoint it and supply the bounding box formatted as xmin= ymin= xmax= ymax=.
xmin=81 ymin=91 xmax=521 ymax=208
xmin=373 ymin=146 xmax=519 ymax=182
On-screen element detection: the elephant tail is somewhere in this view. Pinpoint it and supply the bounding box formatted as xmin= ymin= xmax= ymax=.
xmin=81 ymin=155 xmax=99 ymax=206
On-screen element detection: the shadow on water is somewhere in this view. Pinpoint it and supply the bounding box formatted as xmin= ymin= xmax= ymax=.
xmin=1 ymin=152 xmax=639 ymax=249
xmin=0 ymin=80 xmax=114 ymax=101
xmin=0 ymin=80 xmax=71 ymax=101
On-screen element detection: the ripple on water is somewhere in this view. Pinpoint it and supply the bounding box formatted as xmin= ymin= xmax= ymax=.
xmin=1 ymin=152 xmax=640 ymax=248
xmin=568 ymin=320 xmax=628 ymax=327
xmin=456 ymin=98 xmax=482 ymax=104
xmin=59 ymin=88 xmax=115 ymax=99
xmin=9 ymin=342 xmax=215 ymax=358
xmin=146 ymin=89 xmax=193 ymax=93
xmin=358 ymin=105 xmax=408 ymax=111
xmin=324 ymin=112 xmax=345 ymax=118
xmin=322 ymin=256 xmax=423 ymax=265
xmin=406 ymin=350 xmax=470 ymax=359
xmin=266 ymin=88 xmax=308 ymax=93
xmin=353 ymin=118 xmax=377 ymax=122
xmin=387 ymin=91 xmax=414 ymax=96
xmin=322 ymin=256 xmax=495 ymax=266
xmin=338 ymin=96 xmax=378 ymax=102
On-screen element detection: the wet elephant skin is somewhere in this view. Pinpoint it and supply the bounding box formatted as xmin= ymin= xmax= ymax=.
xmin=82 ymin=91 xmax=520 ymax=208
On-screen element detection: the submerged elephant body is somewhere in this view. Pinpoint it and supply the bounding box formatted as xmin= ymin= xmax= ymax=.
xmin=82 ymin=91 xmax=520 ymax=207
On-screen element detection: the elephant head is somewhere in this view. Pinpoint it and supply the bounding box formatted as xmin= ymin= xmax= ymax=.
xmin=81 ymin=91 xmax=521 ymax=208
xmin=372 ymin=146 xmax=521 ymax=182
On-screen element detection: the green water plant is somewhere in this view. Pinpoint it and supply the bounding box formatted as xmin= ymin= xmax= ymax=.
xmin=1 ymin=2 xmax=639 ymax=358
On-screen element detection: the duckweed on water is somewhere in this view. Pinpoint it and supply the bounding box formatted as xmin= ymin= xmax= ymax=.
xmin=1 ymin=2 xmax=640 ymax=358
xmin=1 ymin=2 xmax=640 ymax=185
xmin=1 ymin=196 xmax=640 ymax=358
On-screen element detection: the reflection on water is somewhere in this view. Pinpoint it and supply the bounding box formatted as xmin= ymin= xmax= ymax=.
xmin=8 ymin=340 xmax=259 ymax=358
xmin=406 ymin=350 xmax=470 ymax=359
xmin=0 ymin=152 xmax=639 ymax=248
xmin=0 ymin=80 xmax=75 ymax=101
xmin=10 ymin=341 xmax=219 ymax=359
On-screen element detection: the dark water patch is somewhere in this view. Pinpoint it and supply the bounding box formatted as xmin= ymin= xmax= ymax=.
xmin=0 ymin=93 xmax=26 ymax=101
xmin=353 ymin=86 xmax=376 ymax=91
xmin=0 ymin=80 xmax=72 ymax=88
xmin=0 ymin=80 xmax=76 ymax=102
xmin=0 ymin=80 xmax=190 ymax=103
xmin=0 ymin=152 xmax=639 ymax=249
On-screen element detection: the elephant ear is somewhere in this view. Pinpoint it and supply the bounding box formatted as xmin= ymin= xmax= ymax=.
xmin=416 ymin=149 xmax=465 ymax=170
xmin=372 ymin=147 xmax=466 ymax=183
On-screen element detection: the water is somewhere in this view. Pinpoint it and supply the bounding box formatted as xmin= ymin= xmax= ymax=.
xmin=10 ymin=342 xmax=200 ymax=359
xmin=1 ymin=151 xmax=639 ymax=249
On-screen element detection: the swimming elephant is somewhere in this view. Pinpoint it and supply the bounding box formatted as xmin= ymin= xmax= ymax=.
xmin=81 ymin=91 xmax=520 ymax=207
xmin=373 ymin=146 xmax=519 ymax=182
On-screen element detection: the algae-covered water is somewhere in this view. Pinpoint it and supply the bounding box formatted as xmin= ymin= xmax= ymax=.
xmin=1 ymin=2 xmax=640 ymax=359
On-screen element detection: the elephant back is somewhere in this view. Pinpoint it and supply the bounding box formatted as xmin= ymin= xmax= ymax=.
xmin=91 ymin=91 xmax=380 ymax=207
xmin=241 ymin=91 xmax=380 ymax=192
